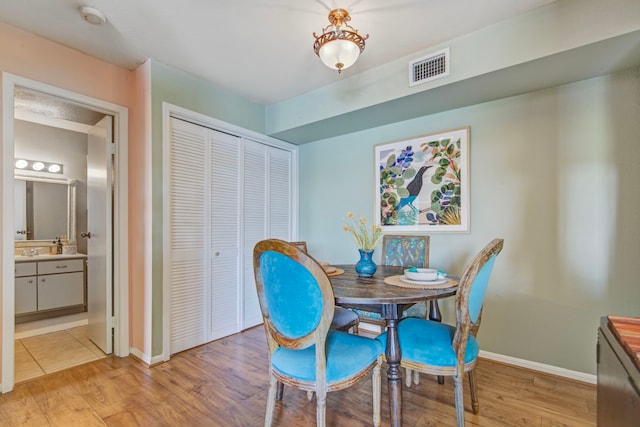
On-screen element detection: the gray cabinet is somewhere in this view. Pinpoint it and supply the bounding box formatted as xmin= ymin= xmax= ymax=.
xmin=15 ymin=255 xmax=87 ymax=323
xmin=15 ymin=276 xmax=37 ymax=314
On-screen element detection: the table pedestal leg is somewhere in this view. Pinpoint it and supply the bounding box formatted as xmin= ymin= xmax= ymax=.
xmin=383 ymin=305 xmax=402 ymax=427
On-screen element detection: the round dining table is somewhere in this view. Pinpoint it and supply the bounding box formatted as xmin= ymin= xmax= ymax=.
xmin=330 ymin=264 xmax=459 ymax=427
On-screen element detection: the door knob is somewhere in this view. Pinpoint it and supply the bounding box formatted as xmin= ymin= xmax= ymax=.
xmin=80 ymin=232 xmax=92 ymax=239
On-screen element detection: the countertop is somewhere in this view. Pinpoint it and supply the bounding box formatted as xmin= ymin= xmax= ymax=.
xmin=15 ymin=253 xmax=87 ymax=262
xmin=607 ymin=315 xmax=640 ymax=372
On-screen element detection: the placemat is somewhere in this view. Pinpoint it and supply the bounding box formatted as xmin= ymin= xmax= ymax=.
xmin=326 ymin=268 xmax=344 ymax=277
xmin=384 ymin=275 xmax=457 ymax=289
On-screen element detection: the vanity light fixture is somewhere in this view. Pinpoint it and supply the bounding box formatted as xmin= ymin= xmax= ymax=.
xmin=14 ymin=158 xmax=64 ymax=175
xmin=313 ymin=8 xmax=368 ymax=73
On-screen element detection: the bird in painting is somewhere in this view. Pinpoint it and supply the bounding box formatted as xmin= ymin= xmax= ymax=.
xmin=395 ymin=165 xmax=432 ymax=213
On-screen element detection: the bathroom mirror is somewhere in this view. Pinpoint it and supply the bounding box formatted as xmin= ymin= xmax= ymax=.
xmin=14 ymin=176 xmax=76 ymax=243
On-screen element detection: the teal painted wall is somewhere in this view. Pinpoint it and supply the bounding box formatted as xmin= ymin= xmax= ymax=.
xmin=299 ymin=67 xmax=640 ymax=374
xmin=149 ymin=60 xmax=265 ymax=356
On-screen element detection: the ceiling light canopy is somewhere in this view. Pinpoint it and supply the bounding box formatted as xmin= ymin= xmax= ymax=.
xmin=313 ymin=9 xmax=368 ymax=73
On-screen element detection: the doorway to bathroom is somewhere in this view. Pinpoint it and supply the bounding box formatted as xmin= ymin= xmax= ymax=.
xmin=1 ymin=73 xmax=129 ymax=392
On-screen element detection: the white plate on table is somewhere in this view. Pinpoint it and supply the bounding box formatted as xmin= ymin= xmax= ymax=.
xmin=399 ymin=275 xmax=448 ymax=286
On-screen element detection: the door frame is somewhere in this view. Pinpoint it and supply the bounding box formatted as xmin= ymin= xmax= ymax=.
xmin=1 ymin=73 xmax=129 ymax=393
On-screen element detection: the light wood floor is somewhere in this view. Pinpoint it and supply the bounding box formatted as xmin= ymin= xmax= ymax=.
xmin=0 ymin=326 xmax=596 ymax=426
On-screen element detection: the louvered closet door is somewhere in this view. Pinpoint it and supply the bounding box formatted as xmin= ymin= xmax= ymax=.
xmin=209 ymin=129 xmax=241 ymax=340
xmin=242 ymin=140 xmax=267 ymax=328
xmin=268 ymin=147 xmax=292 ymax=238
xmin=169 ymin=118 xmax=242 ymax=354
xmin=169 ymin=118 xmax=209 ymax=354
xmin=242 ymin=140 xmax=292 ymax=328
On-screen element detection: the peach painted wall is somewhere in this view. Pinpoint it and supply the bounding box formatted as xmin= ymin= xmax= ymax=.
xmin=0 ymin=23 xmax=140 ymax=386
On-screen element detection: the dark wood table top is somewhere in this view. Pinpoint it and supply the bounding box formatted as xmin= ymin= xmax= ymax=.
xmin=330 ymin=264 xmax=458 ymax=306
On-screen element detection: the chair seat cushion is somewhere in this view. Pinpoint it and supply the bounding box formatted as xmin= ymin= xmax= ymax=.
xmin=377 ymin=317 xmax=479 ymax=367
xmin=272 ymin=330 xmax=383 ymax=383
xmin=331 ymin=306 xmax=359 ymax=330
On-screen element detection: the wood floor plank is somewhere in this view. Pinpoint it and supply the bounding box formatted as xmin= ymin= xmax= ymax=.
xmin=1 ymin=326 xmax=596 ymax=426
xmin=0 ymin=385 xmax=50 ymax=427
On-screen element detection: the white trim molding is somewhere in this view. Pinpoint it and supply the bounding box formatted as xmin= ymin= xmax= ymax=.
xmin=1 ymin=73 xmax=129 ymax=393
xmin=480 ymin=350 xmax=596 ymax=385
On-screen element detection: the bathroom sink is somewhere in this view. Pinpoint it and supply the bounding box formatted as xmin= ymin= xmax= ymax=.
xmin=15 ymin=253 xmax=86 ymax=261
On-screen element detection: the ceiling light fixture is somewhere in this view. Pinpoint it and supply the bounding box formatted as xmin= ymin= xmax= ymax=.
xmin=79 ymin=6 xmax=107 ymax=26
xmin=313 ymin=9 xmax=368 ymax=74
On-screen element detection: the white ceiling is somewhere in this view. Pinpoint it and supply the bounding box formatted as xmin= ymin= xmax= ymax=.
xmin=0 ymin=0 xmax=557 ymax=104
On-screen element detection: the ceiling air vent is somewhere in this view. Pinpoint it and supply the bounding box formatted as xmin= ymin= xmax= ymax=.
xmin=409 ymin=47 xmax=450 ymax=87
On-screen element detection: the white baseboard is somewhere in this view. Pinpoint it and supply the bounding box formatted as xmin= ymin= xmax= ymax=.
xmin=480 ymin=350 xmax=596 ymax=385
xmin=130 ymin=347 xmax=165 ymax=366
xmin=357 ymin=321 xmax=595 ymax=384
xmin=129 ymin=347 xmax=151 ymax=364
xmin=15 ymin=315 xmax=88 ymax=340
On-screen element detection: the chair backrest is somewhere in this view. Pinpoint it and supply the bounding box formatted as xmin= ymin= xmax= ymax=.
xmin=253 ymin=239 xmax=334 ymax=353
xmin=289 ymin=241 xmax=308 ymax=253
xmin=381 ymin=235 xmax=430 ymax=268
xmin=452 ymin=239 xmax=504 ymax=366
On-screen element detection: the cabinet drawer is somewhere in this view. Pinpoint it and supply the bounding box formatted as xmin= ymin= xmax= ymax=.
xmin=15 ymin=262 xmax=37 ymax=277
xmin=38 ymin=272 xmax=84 ymax=310
xmin=38 ymin=259 xmax=84 ymax=275
xmin=15 ymin=276 xmax=37 ymax=314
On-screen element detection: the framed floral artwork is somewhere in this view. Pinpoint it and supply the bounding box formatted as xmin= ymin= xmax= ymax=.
xmin=374 ymin=126 xmax=470 ymax=232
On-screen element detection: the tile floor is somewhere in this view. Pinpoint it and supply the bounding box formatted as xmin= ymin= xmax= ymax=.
xmin=14 ymin=325 xmax=107 ymax=383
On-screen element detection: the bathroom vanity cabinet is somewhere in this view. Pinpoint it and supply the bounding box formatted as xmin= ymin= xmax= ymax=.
xmin=15 ymin=254 xmax=87 ymax=323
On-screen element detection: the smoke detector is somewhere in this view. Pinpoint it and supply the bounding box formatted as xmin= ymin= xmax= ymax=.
xmin=79 ymin=6 xmax=107 ymax=26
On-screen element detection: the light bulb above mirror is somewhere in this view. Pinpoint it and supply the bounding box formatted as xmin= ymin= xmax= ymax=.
xmin=15 ymin=158 xmax=64 ymax=174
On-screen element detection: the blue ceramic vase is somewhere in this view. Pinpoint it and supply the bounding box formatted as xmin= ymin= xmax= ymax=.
xmin=355 ymin=249 xmax=377 ymax=277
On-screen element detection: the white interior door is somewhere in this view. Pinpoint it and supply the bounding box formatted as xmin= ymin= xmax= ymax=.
xmin=168 ymin=118 xmax=242 ymax=354
xmin=242 ymin=140 xmax=267 ymax=328
xmin=168 ymin=118 xmax=209 ymax=354
xmin=87 ymin=115 xmax=113 ymax=354
xmin=14 ymin=180 xmax=26 ymax=240
xmin=208 ymin=129 xmax=240 ymax=341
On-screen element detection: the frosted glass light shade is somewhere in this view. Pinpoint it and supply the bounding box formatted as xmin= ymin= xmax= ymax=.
xmin=318 ymin=39 xmax=361 ymax=71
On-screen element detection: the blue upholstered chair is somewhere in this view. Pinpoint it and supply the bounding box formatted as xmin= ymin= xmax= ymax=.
xmin=289 ymin=241 xmax=360 ymax=334
xmin=253 ymin=239 xmax=384 ymax=427
xmin=378 ymin=238 xmax=504 ymax=427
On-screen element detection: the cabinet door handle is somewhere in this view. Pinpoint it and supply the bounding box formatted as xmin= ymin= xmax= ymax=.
xmin=56 ymin=265 xmax=68 ymax=269
xmin=28 ymin=279 xmax=33 ymax=284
